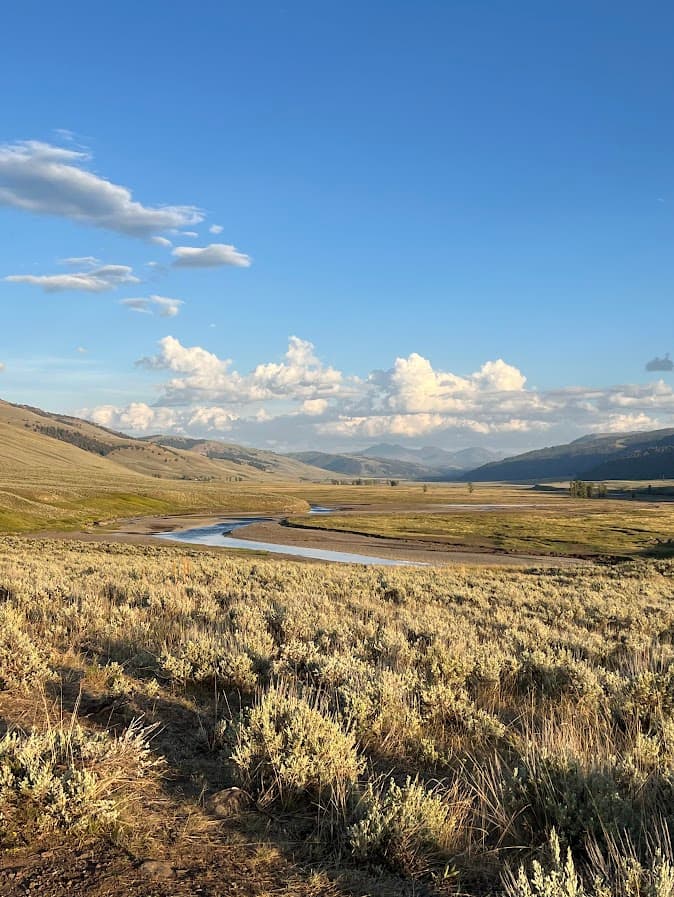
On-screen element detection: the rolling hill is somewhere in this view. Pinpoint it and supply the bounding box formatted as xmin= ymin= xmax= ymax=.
xmin=0 ymin=399 xmax=321 ymax=532
xmin=4 ymin=402 xmax=258 ymax=482
xmin=287 ymin=450 xmax=436 ymax=480
xmin=146 ymin=435 xmax=333 ymax=481
xmin=463 ymin=429 xmax=674 ymax=482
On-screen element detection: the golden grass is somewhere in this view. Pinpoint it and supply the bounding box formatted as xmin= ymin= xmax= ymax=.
xmin=0 ymin=536 xmax=674 ymax=891
xmin=287 ymin=496 xmax=674 ymax=558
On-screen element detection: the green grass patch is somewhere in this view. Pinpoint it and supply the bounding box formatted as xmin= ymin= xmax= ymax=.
xmin=287 ymin=507 xmax=674 ymax=558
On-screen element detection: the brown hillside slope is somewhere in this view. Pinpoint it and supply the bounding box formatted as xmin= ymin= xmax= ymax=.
xmin=0 ymin=400 xmax=310 ymax=531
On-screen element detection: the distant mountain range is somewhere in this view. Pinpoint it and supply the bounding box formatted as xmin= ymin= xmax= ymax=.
xmin=463 ymin=429 xmax=674 ymax=482
xmin=287 ymin=444 xmax=504 ymax=480
xmin=361 ymin=443 xmax=504 ymax=469
xmin=5 ymin=395 xmax=674 ymax=486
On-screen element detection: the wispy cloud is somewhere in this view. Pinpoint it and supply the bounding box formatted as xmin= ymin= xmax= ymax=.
xmin=172 ymin=243 xmax=251 ymax=268
xmin=121 ymin=295 xmax=183 ymax=317
xmin=0 ymin=140 xmax=203 ymax=237
xmin=5 ymin=263 xmax=140 ymax=293
xmin=209 ymin=224 xmax=223 ymax=234
xmin=60 ymin=256 xmax=100 ymax=267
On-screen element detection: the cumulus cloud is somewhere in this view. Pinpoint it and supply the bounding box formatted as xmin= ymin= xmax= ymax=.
xmin=137 ymin=335 xmax=344 ymax=405
xmin=87 ymin=402 xmax=238 ymax=435
xmin=151 ymin=236 xmax=172 ymax=247
xmin=121 ymin=295 xmax=183 ymax=317
xmin=302 ymin=398 xmax=329 ymax=416
xmin=0 ymin=140 xmax=203 ymax=237
xmin=172 ymin=243 xmax=251 ymax=268
xmin=646 ymin=353 xmax=673 ymax=372
xmin=5 ymin=263 xmax=139 ymax=293
xmin=383 ymin=353 xmax=526 ymax=415
xmin=82 ymin=337 xmax=674 ymax=448
xmin=209 ymin=224 xmax=223 ymax=234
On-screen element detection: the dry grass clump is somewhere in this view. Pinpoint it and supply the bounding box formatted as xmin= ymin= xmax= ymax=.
xmin=505 ymin=829 xmax=674 ymax=897
xmin=348 ymin=777 xmax=468 ymax=878
xmin=5 ymin=538 xmax=674 ymax=890
xmin=230 ymin=685 xmax=363 ymax=821
xmin=0 ymin=604 xmax=55 ymax=691
xmin=0 ymin=718 xmax=159 ymax=845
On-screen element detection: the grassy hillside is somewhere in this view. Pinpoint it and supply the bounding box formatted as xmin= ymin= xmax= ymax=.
xmin=288 ymin=449 xmax=435 ymax=480
xmin=465 ymin=428 xmax=674 ymax=482
xmin=1 ymin=538 xmax=674 ymax=893
xmin=148 ymin=434 xmax=329 ymax=480
xmin=0 ymin=400 xmax=310 ymax=531
xmin=5 ymin=401 xmax=269 ymax=482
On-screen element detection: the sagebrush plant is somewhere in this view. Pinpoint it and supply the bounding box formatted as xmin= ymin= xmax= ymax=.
xmin=0 ymin=718 xmax=160 ymax=843
xmin=0 ymin=603 xmax=55 ymax=691
xmin=347 ymin=776 xmax=467 ymax=877
xmin=4 ymin=538 xmax=674 ymax=888
xmin=230 ymin=684 xmax=363 ymax=825
xmin=503 ymin=829 xmax=674 ymax=897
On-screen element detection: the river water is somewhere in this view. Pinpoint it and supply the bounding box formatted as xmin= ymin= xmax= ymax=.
xmin=152 ymin=511 xmax=425 ymax=567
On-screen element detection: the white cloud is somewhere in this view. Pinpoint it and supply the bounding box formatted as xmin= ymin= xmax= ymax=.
xmin=209 ymin=224 xmax=224 ymax=234
xmin=89 ymin=402 xmax=177 ymax=433
xmin=0 ymin=362 xmax=5 ymax=373
xmin=172 ymin=243 xmax=251 ymax=268
xmin=121 ymin=295 xmax=183 ymax=317
xmin=302 ymin=398 xmax=329 ymax=416
xmin=382 ymin=353 xmax=526 ymax=415
xmin=87 ymin=402 xmax=238 ymax=435
xmin=137 ymin=335 xmax=344 ymax=404
xmin=83 ymin=337 xmax=674 ymax=449
xmin=180 ymin=231 xmax=198 ymax=238
xmin=5 ymin=263 xmax=140 ymax=293
xmin=0 ymin=140 xmax=203 ymax=237
xmin=60 ymin=256 xmax=100 ymax=267
xmin=151 ymin=236 xmax=172 ymax=247
xmin=76 ymin=346 xmax=88 ymax=354
xmin=474 ymin=359 xmax=527 ymax=391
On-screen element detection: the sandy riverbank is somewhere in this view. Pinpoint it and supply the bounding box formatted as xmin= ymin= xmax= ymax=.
xmin=25 ymin=510 xmax=586 ymax=568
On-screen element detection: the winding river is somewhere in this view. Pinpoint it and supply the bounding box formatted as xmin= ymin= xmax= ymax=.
xmin=152 ymin=509 xmax=425 ymax=567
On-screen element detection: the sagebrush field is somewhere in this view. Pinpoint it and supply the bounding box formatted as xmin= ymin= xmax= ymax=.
xmin=1 ymin=537 xmax=674 ymax=894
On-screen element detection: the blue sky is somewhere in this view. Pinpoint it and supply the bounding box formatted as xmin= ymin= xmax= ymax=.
xmin=1 ymin=1 xmax=674 ymax=452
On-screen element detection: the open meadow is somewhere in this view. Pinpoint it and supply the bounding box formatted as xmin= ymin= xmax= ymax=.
xmin=1 ymin=534 xmax=674 ymax=895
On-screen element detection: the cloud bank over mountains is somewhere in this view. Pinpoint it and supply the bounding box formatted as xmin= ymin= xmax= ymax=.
xmin=84 ymin=335 xmax=674 ymax=450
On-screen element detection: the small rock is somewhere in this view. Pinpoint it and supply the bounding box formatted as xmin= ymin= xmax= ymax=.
xmin=139 ymin=860 xmax=174 ymax=880
xmin=208 ymin=787 xmax=250 ymax=818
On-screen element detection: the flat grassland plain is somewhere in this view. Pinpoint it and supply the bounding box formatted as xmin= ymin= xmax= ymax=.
xmin=1 ymin=478 xmax=674 ymax=894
